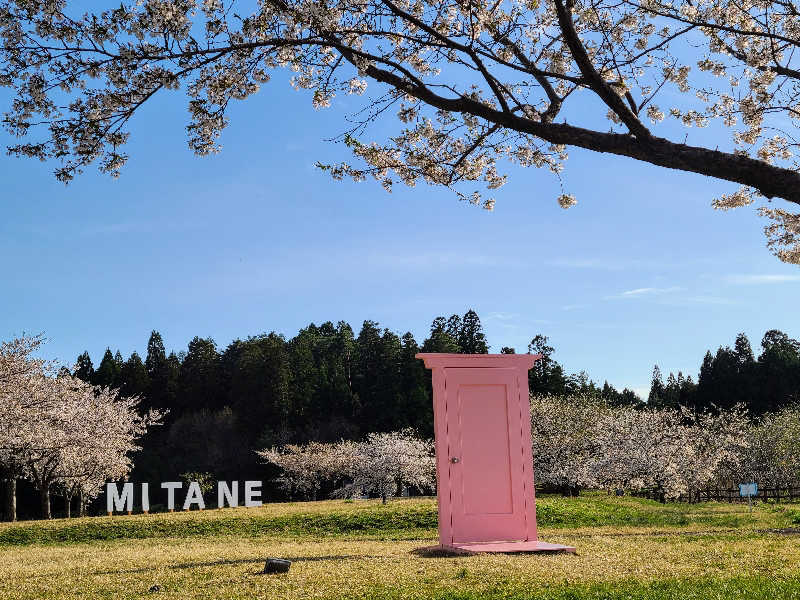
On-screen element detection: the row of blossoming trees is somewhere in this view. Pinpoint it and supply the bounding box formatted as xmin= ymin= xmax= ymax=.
xmin=4 ymin=333 xmax=798 ymax=518
xmin=531 ymin=395 xmax=800 ymax=500
xmin=258 ymin=429 xmax=437 ymax=503
xmin=261 ymin=398 xmax=800 ymax=503
xmin=0 ymin=336 xmax=162 ymax=520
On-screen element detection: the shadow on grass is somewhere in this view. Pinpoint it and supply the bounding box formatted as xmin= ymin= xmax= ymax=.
xmin=409 ymin=546 xmax=578 ymax=558
xmin=91 ymin=554 xmax=385 ymax=576
xmin=410 ymin=546 xmax=464 ymax=559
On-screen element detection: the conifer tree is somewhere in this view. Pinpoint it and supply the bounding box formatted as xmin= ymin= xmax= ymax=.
xmin=120 ymin=352 xmax=150 ymax=399
xmin=757 ymin=330 xmax=800 ymax=414
xmin=458 ymin=310 xmax=489 ymax=354
xmin=73 ymin=351 xmax=93 ymax=382
xmin=421 ymin=317 xmax=461 ymax=354
xmin=94 ymin=348 xmax=121 ymax=388
xmin=648 ymin=365 xmax=665 ymax=406
xmin=527 ymin=334 xmax=568 ymax=395
xmin=178 ymin=337 xmax=221 ymax=412
xmin=144 ymin=331 xmax=173 ymax=411
xmin=398 ymin=332 xmax=432 ymax=437
xmin=145 ymin=331 xmax=167 ymax=376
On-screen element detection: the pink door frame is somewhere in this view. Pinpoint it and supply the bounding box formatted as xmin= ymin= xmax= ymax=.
xmin=416 ymin=353 xmax=541 ymax=546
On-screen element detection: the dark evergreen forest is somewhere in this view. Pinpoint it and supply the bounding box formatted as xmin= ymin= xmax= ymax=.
xmin=9 ymin=311 xmax=799 ymax=517
xmin=646 ymin=330 xmax=800 ymax=414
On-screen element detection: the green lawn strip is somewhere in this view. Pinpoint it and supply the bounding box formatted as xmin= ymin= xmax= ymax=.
xmin=344 ymin=575 xmax=800 ymax=600
xmin=0 ymin=505 xmax=438 ymax=546
xmin=0 ymin=495 xmax=794 ymax=547
xmin=535 ymin=494 xmax=779 ymax=529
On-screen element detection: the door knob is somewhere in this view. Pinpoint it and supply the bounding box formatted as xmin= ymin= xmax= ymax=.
xmin=450 ymin=457 xmax=460 ymax=464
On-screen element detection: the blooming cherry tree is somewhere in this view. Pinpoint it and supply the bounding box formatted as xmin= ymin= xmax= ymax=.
xmin=529 ymin=394 xmax=610 ymax=494
xmin=530 ymin=394 xmax=751 ymax=499
xmin=1 ymin=343 xmax=163 ymax=520
xmin=2 ymin=0 xmax=800 ymax=260
xmin=0 ymin=335 xmax=50 ymax=521
xmin=596 ymin=405 xmax=749 ymax=500
xmin=257 ymin=441 xmax=344 ymax=500
xmin=336 ymin=430 xmax=435 ymax=503
xmin=678 ymin=406 xmax=751 ymax=498
xmin=260 ymin=429 xmax=435 ymax=502
xmin=740 ymin=407 xmax=800 ymax=487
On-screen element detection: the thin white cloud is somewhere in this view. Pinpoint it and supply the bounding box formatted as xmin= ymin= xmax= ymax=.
xmin=607 ymin=286 xmax=683 ymax=299
xmin=548 ymin=256 xmax=724 ymax=271
xmin=485 ymin=313 xmax=551 ymax=330
xmin=487 ymin=312 xmax=518 ymax=321
xmin=623 ymin=287 xmax=660 ymax=296
xmin=562 ymin=303 xmax=590 ymax=311
xmin=547 ymin=257 xmax=649 ymax=271
xmin=548 ymin=258 xmax=617 ymax=269
xmin=726 ymin=274 xmax=800 ymax=285
xmin=668 ymin=295 xmax=736 ymax=306
xmin=367 ymin=252 xmax=526 ymax=270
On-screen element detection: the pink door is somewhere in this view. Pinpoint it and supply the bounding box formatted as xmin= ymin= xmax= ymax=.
xmin=445 ymin=367 xmax=528 ymax=543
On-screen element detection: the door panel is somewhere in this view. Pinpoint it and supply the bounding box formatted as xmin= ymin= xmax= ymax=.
xmin=445 ymin=367 xmax=527 ymax=543
xmin=459 ymin=383 xmax=513 ymax=515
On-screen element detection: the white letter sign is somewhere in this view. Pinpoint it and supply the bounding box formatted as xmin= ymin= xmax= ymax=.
xmin=218 ymin=481 xmax=238 ymax=508
xmin=183 ymin=482 xmax=206 ymax=511
xmin=161 ymin=482 xmax=182 ymax=511
xmin=244 ymin=481 xmax=262 ymax=507
xmin=106 ymin=482 xmax=133 ymax=514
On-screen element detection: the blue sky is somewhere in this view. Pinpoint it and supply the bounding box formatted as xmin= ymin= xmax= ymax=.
xmin=1 ymin=71 xmax=799 ymax=399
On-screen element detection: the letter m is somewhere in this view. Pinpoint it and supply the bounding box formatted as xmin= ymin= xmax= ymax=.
xmin=106 ymin=482 xmax=134 ymax=513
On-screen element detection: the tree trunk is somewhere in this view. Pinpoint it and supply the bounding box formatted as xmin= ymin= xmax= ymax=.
xmin=79 ymin=489 xmax=86 ymax=517
xmin=65 ymin=493 xmax=72 ymax=519
xmin=40 ymin=483 xmax=51 ymax=520
xmin=3 ymin=478 xmax=16 ymax=522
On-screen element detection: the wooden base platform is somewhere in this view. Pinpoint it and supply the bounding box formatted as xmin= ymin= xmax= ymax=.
xmin=423 ymin=540 xmax=576 ymax=555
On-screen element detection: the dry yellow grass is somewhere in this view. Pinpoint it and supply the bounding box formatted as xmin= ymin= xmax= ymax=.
xmin=2 ymin=525 xmax=800 ymax=599
xmin=2 ymin=496 xmax=800 ymax=599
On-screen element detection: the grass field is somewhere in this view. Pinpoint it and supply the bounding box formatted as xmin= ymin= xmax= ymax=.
xmin=2 ymin=493 xmax=800 ymax=599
